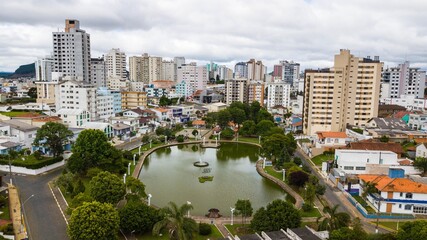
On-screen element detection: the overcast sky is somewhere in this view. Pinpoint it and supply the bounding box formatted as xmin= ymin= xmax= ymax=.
xmin=1 ymin=0 xmax=427 ymax=72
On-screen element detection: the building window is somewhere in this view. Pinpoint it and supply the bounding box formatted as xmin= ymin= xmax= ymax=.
xmin=413 ymin=206 xmax=427 ymax=214
xmin=399 ymin=204 xmax=402 ymax=209
xmin=344 ymin=166 xmax=354 ymax=170
xmin=406 ymin=193 xmax=413 ymax=199
xmin=404 ymin=205 xmax=412 ymax=210
xmin=400 ymin=192 xmax=403 ymax=197
xmin=355 ymin=167 xmax=366 ymax=171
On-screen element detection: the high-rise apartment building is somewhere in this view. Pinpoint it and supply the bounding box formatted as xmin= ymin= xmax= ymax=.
xmin=35 ymin=56 xmax=54 ymax=82
xmin=121 ymin=91 xmax=148 ymax=110
xmin=248 ymin=81 xmax=265 ymax=106
xmin=218 ymin=65 xmax=233 ymax=80
xmin=247 ymin=59 xmax=265 ymax=81
xmin=52 ymin=19 xmax=91 ymax=82
xmin=177 ymin=63 xmax=208 ymax=96
xmin=225 ymin=79 xmax=248 ymax=105
xmin=267 ymin=82 xmax=291 ymax=109
xmin=90 ymin=57 xmax=106 ymax=88
xmin=234 ymin=62 xmax=248 ymax=79
xmin=382 ymin=61 xmax=426 ymax=99
xmin=161 ymin=60 xmax=175 ymax=81
xmin=303 ymin=49 xmax=383 ymax=135
xmin=129 ymin=53 xmax=162 ymax=84
xmin=105 ymin=48 xmax=127 ymax=80
xmin=174 ymin=57 xmax=185 ymax=82
xmin=273 ymin=60 xmax=300 ymax=84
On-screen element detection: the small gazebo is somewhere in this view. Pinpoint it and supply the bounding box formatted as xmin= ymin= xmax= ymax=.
xmin=205 ymin=208 xmax=222 ymax=218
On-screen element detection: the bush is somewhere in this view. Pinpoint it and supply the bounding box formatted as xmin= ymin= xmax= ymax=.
xmin=0 ymin=195 xmax=6 ymax=208
xmin=33 ymin=151 xmax=42 ymax=160
xmin=86 ymin=167 xmax=102 ymax=178
xmin=199 ymin=223 xmax=212 ymax=235
xmin=2 ymin=224 xmax=13 ymax=235
xmin=293 ymin=157 xmax=302 ymax=166
xmin=302 ymin=203 xmax=313 ymax=212
xmin=176 ymin=135 xmax=185 ymax=142
xmin=0 ymin=156 xmax=63 ymax=169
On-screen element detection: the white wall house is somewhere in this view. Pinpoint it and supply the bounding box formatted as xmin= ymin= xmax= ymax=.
xmin=56 ymin=109 xmax=90 ymax=128
xmin=416 ymin=143 xmax=427 ymax=158
xmin=110 ymin=117 xmax=139 ymax=132
xmin=335 ymin=149 xmax=399 ymax=174
xmin=315 ymin=132 xmax=349 ymax=148
xmin=0 ymin=120 xmax=38 ymax=149
xmin=359 ymin=174 xmax=427 ymax=215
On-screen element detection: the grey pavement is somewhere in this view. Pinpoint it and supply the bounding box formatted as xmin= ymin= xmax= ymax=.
xmin=5 ymin=168 xmax=69 ymax=240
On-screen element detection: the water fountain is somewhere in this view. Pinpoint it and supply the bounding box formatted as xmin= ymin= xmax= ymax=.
xmin=193 ymin=157 xmax=209 ymax=167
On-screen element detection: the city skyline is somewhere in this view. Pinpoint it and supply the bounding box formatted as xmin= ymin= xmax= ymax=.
xmin=1 ymin=0 xmax=427 ymax=72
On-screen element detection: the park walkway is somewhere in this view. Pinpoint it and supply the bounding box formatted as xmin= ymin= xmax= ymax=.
xmin=8 ymin=184 xmax=27 ymax=240
xmin=255 ymin=160 xmax=304 ymax=209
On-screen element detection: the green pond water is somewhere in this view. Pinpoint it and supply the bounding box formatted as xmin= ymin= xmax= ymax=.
xmin=139 ymin=142 xmax=287 ymax=216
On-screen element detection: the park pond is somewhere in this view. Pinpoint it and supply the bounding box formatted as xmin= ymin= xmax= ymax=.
xmin=139 ymin=142 xmax=287 ymax=216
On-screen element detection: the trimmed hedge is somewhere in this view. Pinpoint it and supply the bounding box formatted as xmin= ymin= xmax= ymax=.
xmin=0 ymin=156 xmax=64 ymax=169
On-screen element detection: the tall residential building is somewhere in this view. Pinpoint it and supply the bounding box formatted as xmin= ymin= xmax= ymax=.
xmin=90 ymin=57 xmax=106 ymax=88
xmin=303 ymin=50 xmax=383 ymax=135
xmin=105 ymin=48 xmax=127 ymax=80
xmin=234 ymin=62 xmax=248 ymax=79
xmin=35 ymin=56 xmax=54 ymax=82
xmin=35 ymin=56 xmax=56 ymax=105
xmin=129 ymin=53 xmax=162 ymax=84
xmin=248 ymin=81 xmax=265 ymax=106
xmin=247 ymin=59 xmax=265 ymax=81
xmin=273 ymin=60 xmax=300 ymax=84
xmin=382 ymin=61 xmax=426 ymax=99
xmin=52 ymin=19 xmax=91 ymax=82
xmin=273 ymin=64 xmax=283 ymax=79
xmin=121 ymin=91 xmax=148 ymax=110
xmin=218 ymin=65 xmax=233 ymax=80
xmin=267 ymin=82 xmax=291 ymax=109
xmin=174 ymin=57 xmax=185 ymax=82
xmin=225 ymin=79 xmax=248 ymax=105
xmin=177 ymin=63 xmax=208 ymax=96
xmin=161 ymin=60 xmax=175 ymax=81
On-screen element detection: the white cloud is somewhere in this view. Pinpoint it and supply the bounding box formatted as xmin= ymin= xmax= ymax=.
xmin=1 ymin=0 xmax=427 ymax=72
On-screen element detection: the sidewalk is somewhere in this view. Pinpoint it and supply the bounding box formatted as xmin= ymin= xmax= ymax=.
xmin=8 ymin=184 xmax=27 ymax=240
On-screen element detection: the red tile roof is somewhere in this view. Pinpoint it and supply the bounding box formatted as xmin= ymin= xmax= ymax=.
xmin=359 ymin=174 xmax=427 ymax=194
xmin=317 ymin=131 xmax=347 ymax=139
xmin=349 ymin=142 xmax=404 ymax=154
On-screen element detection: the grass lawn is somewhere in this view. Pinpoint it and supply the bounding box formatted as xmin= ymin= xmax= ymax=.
xmin=353 ymin=195 xmax=376 ymax=214
xmin=225 ymin=224 xmax=254 ymax=235
xmin=300 ymin=207 xmax=322 ymax=218
xmin=137 ymin=225 xmax=223 ymax=240
xmin=237 ymin=137 xmax=260 ymax=144
xmin=264 ymin=166 xmax=284 ymax=181
xmin=311 ymin=153 xmax=334 ymax=166
xmin=377 ymin=221 xmax=400 ymax=231
xmin=0 ymin=111 xmax=39 ymax=117
xmin=0 ymin=193 xmax=10 ymax=220
xmin=297 ymin=138 xmax=311 ymax=143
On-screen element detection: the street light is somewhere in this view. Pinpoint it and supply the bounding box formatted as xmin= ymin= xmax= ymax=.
xmin=282 ymin=169 xmax=286 ymax=182
xmin=230 ymin=207 xmax=235 ymax=226
xmin=133 ymin=154 xmax=136 ymax=166
xmin=375 ymin=196 xmax=384 ymax=234
xmin=123 ymin=173 xmax=127 ymax=184
xmin=138 ymin=146 xmax=141 ymax=155
xmin=148 ymin=194 xmax=152 ymax=206
xmin=150 ymin=139 xmax=152 ymax=148
xmin=258 ymin=135 xmax=261 ymax=144
xmin=21 ymin=194 xmax=35 ymax=233
xmin=187 ymin=201 xmax=191 ymax=217
xmin=128 ymin=162 xmax=131 ymax=175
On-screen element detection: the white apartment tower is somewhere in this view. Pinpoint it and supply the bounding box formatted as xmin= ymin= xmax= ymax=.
xmin=218 ymin=65 xmax=233 ymax=80
xmin=161 ymin=60 xmax=175 ymax=81
xmin=234 ymin=62 xmax=248 ymax=79
xmin=248 ymin=81 xmax=265 ymax=106
xmin=267 ymin=82 xmax=291 ymax=109
xmin=225 ymin=79 xmax=248 ymax=105
xmin=35 ymin=56 xmax=54 ymax=82
xmin=174 ymin=57 xmax=185 ymax=82
xmin=52 ymin=19 xmax=91 ymax=82
xmin=177 ymin=63 xmax=208 ymax=95
xmin=105 ymin=48 xmax=127 ymax=80
xmin=382 ymin=61 xmax=426 ymax=99
xmin=90 ymin=57 xmax=106 ymax=88
xmin=247 ymin=59 xmax=265 ymax=81
xmin=303 ymin=49 xmax=383 ymax=135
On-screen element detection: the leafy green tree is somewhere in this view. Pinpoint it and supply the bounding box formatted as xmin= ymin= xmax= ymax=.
xmin=55 ymin=172 xmax=75 ymax=195
xmin=221 ymin=128 xmax=234 ymax=139
xmin=315 ymin=184 xmax=326 ymax=196
xmin=217 ymin=110 xmax=232 ymax=128
xmin=67 ymin=129 xmax=123 ymax=174
xmin=89 ymin=171 xmax=126 ymax=204
xmin=72 ymin=179 xmax=85 ymax=197
xmin=250 ymin=199 xmax=301 ymax=232
xmin=396 ymin=220 xmax=427 ymax=240
xmin=288 ymin=170 xmax=309 ymax=187
xmin=119 ymin=201 xmax=160 ymax=234
xmin=125 ymin=176 xmax=147 ymax=200
xmin=33 ymin=122 xmax=73 ymax=157
xmin=250 ymin=101 xmax=261 ymax=120
xmin=234 ymin=199 xmax=253 ymax=224
xmin=156 ymin=127 xmax=166 ymax=136
xmin=153 ymin=202 xmax=198 ymax=240
xmin=266 ymin=126 xmax=285 ymax=136
xmin=239 ymin=120 xmax=256 ymax=136
xmin=256 ymin=108 xmax=274 ymax=123
xmin=192 ymin=129 xmax=199 ymax=138
xmin=317 ymin=204 xmax=350 ymax=231
xmin=176 ymin=135 xmax=185 ymax=142
xmin=67 ymin=201 xmax=120 ymax=240
xmin=229 ymin=101 xmax=250 ymax=118
xmin=330 ymin=227 xmax=366 ymax=240
xmin=255 ymin=120 xmax=275 ymax=136
xmin=304 ymin=182 xmax=316 ymax=208
xmin=414 ymin=157 xmax=427 ymax=176
xmin=68 ymin=193 xmax=93 ymax=211
xmin=159 ymin=95 xmax=171 ymax=106
xmin=362 ymin=181 xmax=378 ymax=199
xmin=379 ymin=135 xmax=389 ymax=142
xmin=261 ymin=133 xmax=292 ymax=166
xmin=27 ymin=87 xmax=37 ymax=98
xmin=229 ymin=107 xmax=246 ymax=126
xmin=142 ymin=135 xmax=150 ymax=143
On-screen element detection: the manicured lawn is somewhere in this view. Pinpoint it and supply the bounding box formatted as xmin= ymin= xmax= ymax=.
xmin=237 ymin=137 xmax=260 ymax=144
xmin=297 ymin=138 xmax=311 ymax=143
xmin=300 ymin=207 xmax=322 ymax=218
xmin=377 ymin=221 xmax=400 ymax=231
xmin=311 ymin=153 xmax=334 ymax=166
xmin=137 ymin=225 xmax=223 ymax=240
xmin=264 ymin=166 xmax=284 ymax=181
xmin=353 ymin=195 xmax=376 ymax=214
xmin=225 ymin=224 xmax=254 ymax=235
xmin=0 ymin=111 xmax=38 ymax=117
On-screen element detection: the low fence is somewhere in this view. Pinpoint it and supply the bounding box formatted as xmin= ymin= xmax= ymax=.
xmin=346 ymin=192 xmax=415 ymax=219
xmin=0 ymin=160 xmax=65 ymax=175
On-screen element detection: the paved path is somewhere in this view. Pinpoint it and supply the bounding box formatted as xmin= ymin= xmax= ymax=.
xmin=255 ymin=160 xmax=304 ymax=209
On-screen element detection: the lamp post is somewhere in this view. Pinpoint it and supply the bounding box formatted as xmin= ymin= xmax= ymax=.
xmin=128 ymin=162 xmax=131 ymax=175
xmin=215 ymin=137 xmax=218 ymax=146
xmin=165 ymin=136 xmax=167 ymax=144
xmin=218 ymin=132 xmax=221 ymax=141
xmin=263 ymin=157 xmax=266 ymax=169
xmin=150 ymin=139 xmax=152 ymax=148
xmin=258 ymin=135 xmax=261 ymax=144
xmin=282 ymin=169 xmax=286 ymax=182
xmin=187 ymin=201 xmax=191 ymax=217
xmin=133 ymin=154 xmax=136 ymax=166
xmin=123 ymin=173 xmax=127 ymax=184
xmin=230 ymin=207 xmax=235 ymax=226
xmin=21 ymin=194 xmax=35 ymax=233
xmin=375 ymin=196 xmax=383 ymax=234
xmin=139 ymin=146 xmax=141 ymax=155
xmin=148 ymin=194 xmax=152 ymax=206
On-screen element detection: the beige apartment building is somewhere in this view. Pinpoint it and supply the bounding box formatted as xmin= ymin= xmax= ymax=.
xmin=121 ymin=91 xmax=148 ymax=110
xmin=129 ymin=53 xmax=162 ymax=84
xmin=225 ymin=79 xmax=248 ymax=105
xmin=248 ymin=81 xmax=265 ymax=106
xmin=303 ymin=49 xmax=383 ymax=135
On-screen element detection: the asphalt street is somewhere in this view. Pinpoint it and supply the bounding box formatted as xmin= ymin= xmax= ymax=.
xmin=294 ymin=150 xmax=389 ymax=234
xmin=4 ymin=168 xmax=69 ymax=240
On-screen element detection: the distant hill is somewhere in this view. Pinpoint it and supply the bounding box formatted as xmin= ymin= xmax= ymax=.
xmin=6 ymin=63 xmax=35 ymax=79
xmin=0 ymin=72 xmax=13 ymax=78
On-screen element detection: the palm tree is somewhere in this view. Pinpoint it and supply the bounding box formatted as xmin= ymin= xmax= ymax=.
xmin=317 ymin=204 xmax=350 ymax=231
xmin=362 ymin=181 xmax=378 ymax=199
xmin=153 ymin=202 xmax=198 ymax=240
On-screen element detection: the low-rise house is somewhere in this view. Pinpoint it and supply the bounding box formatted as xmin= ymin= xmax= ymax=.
xmin=110 ymin=116 xmax=139 ymax=132
xmin=152 ymin=108 xmax=170 ymax=122
xmin=192 ymin=120 xmax=206 ymax=128
xmin=56 ymin=109 xmax=90 ymax=128
xmin=315 ymin=131 xmax=349 ymax=148
xmin=416 ymin=143 xmax=427 ymax=158
xmin=0 ymin=120 xmax=38 ymax=149
xmin=205 ymin=102 xmax=227 ymax=113
xmin=349 ymin=141 xmax=404 ymax=157
xmin=408 ymin=113 xmax=427 ymax=130
xmin=366 ymin=117 xmax=411 ymax=131
xmin=0 ymin=140 xmax=22 ymax=154
xmin=336 ymin=149 xmax=399 ymax=174
xmin=111 ymin=123 xmax=131 ymax=140
xmin=359 ymin=172 xmax=427 ymax=215
xmin=80 ymin=122 xmax=113 ymax=138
